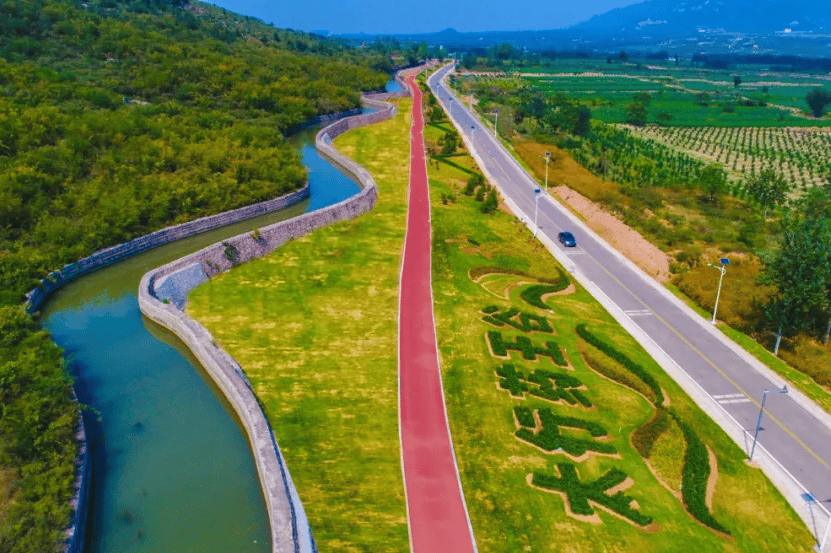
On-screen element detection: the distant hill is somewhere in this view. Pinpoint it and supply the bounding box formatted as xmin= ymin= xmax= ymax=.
xmin=571 ymin=0 xmax=831 ymax=36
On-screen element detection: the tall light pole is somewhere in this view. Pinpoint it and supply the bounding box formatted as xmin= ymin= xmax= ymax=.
xmin=533 ymin=188 xmax=541 ymax=238
xmin=708 ymin=257 xmax=730 ymax=325
xmin=544 ymin=152 xmax=551 ymax=192
xmin=493 ymin=109 xmax=499 ymax=138
xmin=749 ymin=385 xmax=788 ymax=462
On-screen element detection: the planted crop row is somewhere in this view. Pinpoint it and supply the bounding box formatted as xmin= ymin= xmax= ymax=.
xmin=627 ymin=125 xmax=831 ymax=189
xmin=575 ymin=324 xmax=664 ymax=405
xmin=567 ymin=124 xmax=707 ymax=191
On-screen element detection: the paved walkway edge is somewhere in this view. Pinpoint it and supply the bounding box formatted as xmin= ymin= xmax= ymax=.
xmin=398 ymin=70 xmax=479 ymax=553
xmin=430 ymin=64 xmax=831 ymax=551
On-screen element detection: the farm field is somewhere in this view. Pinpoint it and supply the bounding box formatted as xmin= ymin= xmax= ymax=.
xmin=623 ymin=125 xmax=831 ymax=189
xmin=461 ymin=58 xmax=831 ymax=127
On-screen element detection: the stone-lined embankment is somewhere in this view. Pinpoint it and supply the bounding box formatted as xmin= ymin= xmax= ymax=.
xmin=137 ymin=69 xmax=417 ymax=553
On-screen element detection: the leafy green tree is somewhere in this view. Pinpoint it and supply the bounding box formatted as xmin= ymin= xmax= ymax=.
xmin=575 ymin=106 xmax=591 ymax=136
xmin=699 ymin=164 xmax=727 ymax=205
xmin=744 ymin=169 xmax=791 ymax=220
xmin=759 ymin=215 xmax=831 ymax=355
xmin=733 ymin=75 xmax=742 ymax=88
xmin=625 ymin=101 xmax=648 ymax=127
xmin=806 ymin=88 xmax=831 ymax=117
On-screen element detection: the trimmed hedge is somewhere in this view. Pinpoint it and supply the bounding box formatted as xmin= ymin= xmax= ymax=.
xmin=487 ymin=331 xmax=567 ymax=366
xmin=520 ymin=280 xmax=570 ymax=310
xmin=495 ymin=364 xmax=529 ymax=397
xmin=495 ymin=365 xmax=592 ymax=407
xmin=528 ymin=369 xmax=592 ymax=407
xmin=575 ymin=324 xmax=664 ymax=406
xmin=514 ymin=407 xmax=616 ymax=457
xmin=580 ymin=343 xmax=657 ymax=404
xmin=669 ymin=411 xmax=730 ymax=534
xmin=469 ymin=266 xmax=568 ymax=285
xmin=482 ymin=307 xmax=553 ymax=333
xmin=631 ymin=407 xmax=671 ymax=458
xmin=532 ymin=463 xmax=653 ymax=526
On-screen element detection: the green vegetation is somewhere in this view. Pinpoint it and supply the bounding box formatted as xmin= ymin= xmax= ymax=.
xmin=532 ymin=463 xmax=652 ymax=526
xmin=576 ymin=324 xmax=664 ymax=406
xmin=425 ymin=99 xmax=813 ymax=551
xmin=454 ymin=61 xmax=831 ymax=412
xmin=0 ymin=307 xmax=78 ymax=553
xmin=187 ymin=81 xmax=815 ymax=552
xmin=188 ymin=99 xmax=413 ymax=552
xmin=0 ymin=0 xmax=387 ymax=306
xmin=0 ymin=0 xmax=391 ymax=549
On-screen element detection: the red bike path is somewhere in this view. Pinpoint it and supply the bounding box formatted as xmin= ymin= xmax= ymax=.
xmin=398 ymin=74 xmax=478 ymax=553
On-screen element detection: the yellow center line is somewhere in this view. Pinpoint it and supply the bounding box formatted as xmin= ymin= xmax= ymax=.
xmin=535 ymin=207 xmax=830 ymax=469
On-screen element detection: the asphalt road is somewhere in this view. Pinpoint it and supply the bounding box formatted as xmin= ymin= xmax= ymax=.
xmin=429 ymin=63 xmax=831 ymax=540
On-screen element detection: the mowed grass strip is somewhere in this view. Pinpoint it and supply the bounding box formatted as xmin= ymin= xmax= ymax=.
xmin=426 ymin=124 xmax=815 ymax=551
xmin=187 ymin=100 xmax=412 ymax=552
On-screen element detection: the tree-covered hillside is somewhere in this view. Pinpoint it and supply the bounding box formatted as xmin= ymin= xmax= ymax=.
xmin=0 ymin=2 xmax=389 ymax=551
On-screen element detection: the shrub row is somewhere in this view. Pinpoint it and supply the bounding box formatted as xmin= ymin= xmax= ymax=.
xmin=575 ymin=324 xmax=664 ymax=405
xmin=520 ymin=279 xmax=570 ymax=310
xmin=532 ymin=463 xmax=653 ymax=526
xmin=482 ymin=306 xmax=553 ymax=333
xmin=469 ymin=265 xmax=564 ymax=284
xmin=631 ymin=407 xmax=671 ymax=458
xmin=487 ymin=331 xmax=567 ymax=366
xmin=580 ymin=343 xmax=657 ymax=403
xmin=669 ymin=411 xmax=730 ymax=534
xmin=515 ymin=407 xmax=616 ymax=457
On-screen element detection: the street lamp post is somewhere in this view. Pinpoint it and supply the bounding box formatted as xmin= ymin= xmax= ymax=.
xmin=544 ymin=152 xmax=551 ymax=192
xmin=749 ymin=385 xmax=788 ymax=462
xmin=533 ymin=188 xmax=541 ymax=238
xmin=493 ymin=109 xmax=499 ymax=138
xmin=708 ymin=257 xmax=730 ymax=325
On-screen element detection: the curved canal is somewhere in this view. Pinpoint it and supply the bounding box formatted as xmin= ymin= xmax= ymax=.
xmin=41 ymin=122 xmax=361 ymax=553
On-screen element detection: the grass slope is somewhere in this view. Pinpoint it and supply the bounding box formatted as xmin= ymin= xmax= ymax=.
xmin=425 ymin=120 xmax=814 ymax=552
xmin=188 ymin=101 xmax=412 ymax=551
xmin=189 ymin=97 xmax=813 ymax=551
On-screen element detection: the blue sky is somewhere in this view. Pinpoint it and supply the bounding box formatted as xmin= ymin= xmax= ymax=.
xmin=203 ymin=0 xmax=644 ymax=35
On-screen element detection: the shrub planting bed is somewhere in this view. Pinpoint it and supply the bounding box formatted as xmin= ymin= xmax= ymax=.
xmin=532 ymin=463 xmax=653 ymax=527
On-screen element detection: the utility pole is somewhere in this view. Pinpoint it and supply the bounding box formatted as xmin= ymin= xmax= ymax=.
xmin=749 ymin=386 xmax=788 ymax=462
xmin=708 ymin=258 xmax=729 ymax=325
xmin=533 ymin=188 xmax=541 ymax=237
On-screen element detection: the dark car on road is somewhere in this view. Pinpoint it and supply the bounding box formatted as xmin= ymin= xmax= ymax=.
xmin=558 ymin=231 xmax=576 ymax=247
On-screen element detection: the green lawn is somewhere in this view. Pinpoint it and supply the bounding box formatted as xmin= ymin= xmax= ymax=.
xmin=187 ymin=98 xmax=815 ymax=552
xmin=188 ymin=100 xmax=413 ymax=552
xmin=427 ymin=126 xmax=814 ymax=552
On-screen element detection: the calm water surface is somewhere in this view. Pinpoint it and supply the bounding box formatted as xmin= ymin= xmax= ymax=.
xmin=41 ymin=124 xmax=360 ymax=553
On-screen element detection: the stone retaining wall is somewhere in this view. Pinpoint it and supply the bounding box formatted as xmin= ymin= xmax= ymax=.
xmin=25 ymin=186 xmax=311 ymax=314
xmin=46 ymin=70 xmax=416 ymax=553
xmin=137 ymin=69 xmax=417 ymax=553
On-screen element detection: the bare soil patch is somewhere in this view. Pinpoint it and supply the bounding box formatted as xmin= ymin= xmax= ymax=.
xmin=552 ymin=185 xmax=671 ymax=282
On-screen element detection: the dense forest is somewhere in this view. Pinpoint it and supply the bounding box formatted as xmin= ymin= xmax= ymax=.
xmin=0 ymin=1 xmax=390 ymax=551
